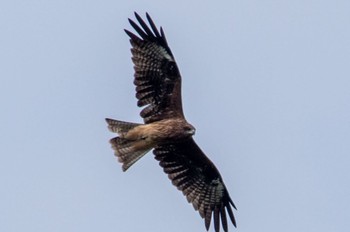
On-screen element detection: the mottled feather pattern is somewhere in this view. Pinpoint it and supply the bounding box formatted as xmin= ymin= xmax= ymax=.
xmin=154 ymin=139 xmax=236 ymax=231
xmin=106 ymin=13 xmax=237 ymax=232
xmin=106 ymin=118 xmax=141 ymax=135
xmin=109 ymin=136 xmax=150 ymax=172
xmin=131 ymin=41 xmax=175 ymax=109
xmin=125 ymin=12 xmax=184 ymax=123
xmin=106 ymin=118 xmax=150 ymax=171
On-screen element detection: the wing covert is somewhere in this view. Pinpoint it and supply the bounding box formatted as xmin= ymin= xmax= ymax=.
xmin=125 ymin=12 xmax=184 ymax=123
xmin=154 ymin=138 xmax=237 ymax=232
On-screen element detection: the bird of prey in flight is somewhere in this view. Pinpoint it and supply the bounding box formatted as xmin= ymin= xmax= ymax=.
xmin=106 ymin=12 xmax=237 ymax=232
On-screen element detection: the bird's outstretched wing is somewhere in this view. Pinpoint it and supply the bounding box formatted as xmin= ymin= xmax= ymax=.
xmin=154 ymin=138 xmax=237 ymax=232
xmin=125 ymin=12 xmax=184 ymax=123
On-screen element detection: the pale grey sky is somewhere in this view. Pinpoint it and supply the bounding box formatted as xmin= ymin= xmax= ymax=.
xmin=1 ymin=1 xmax=350 ymax=232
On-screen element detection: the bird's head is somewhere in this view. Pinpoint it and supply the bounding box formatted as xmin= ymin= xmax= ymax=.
xmin=183 ymin=123 xmax=196 ymax=136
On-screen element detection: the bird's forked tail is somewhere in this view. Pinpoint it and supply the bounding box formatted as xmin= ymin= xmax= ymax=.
xmin=105 ymin=118 xmax=152 ymax=171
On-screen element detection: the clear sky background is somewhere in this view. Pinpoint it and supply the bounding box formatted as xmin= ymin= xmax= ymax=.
xmin=1 ymin=1 xmax=350 ymax=232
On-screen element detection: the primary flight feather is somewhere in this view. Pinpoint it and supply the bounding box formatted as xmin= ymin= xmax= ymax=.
xmin=106 ymin=12 xmax=237 ymax=232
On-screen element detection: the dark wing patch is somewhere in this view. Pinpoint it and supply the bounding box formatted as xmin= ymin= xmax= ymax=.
xmin=154 ymin=138 xmax=237 ymax=232
xmin=125 ymin=12 xmax=184 ymax=123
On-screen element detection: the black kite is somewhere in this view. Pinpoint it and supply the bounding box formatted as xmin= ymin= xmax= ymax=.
xmin=106 ymin=12 xmax=237 ymax=232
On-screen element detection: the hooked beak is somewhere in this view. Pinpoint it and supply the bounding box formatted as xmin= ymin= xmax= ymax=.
xmin=188 ymin=128 xmax=196 ymax=136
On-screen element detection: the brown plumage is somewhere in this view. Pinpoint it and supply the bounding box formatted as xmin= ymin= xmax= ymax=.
xmin=106 ymin=12 xmax=237 ymax=232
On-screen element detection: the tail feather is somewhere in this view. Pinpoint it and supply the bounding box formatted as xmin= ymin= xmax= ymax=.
xmin=110 ymin=137 xmax=151 ymax=171
xmin=105 ymin=118 xmax=141 ymax=136
xmin=106 ymin=118 xmax=151 ymax=171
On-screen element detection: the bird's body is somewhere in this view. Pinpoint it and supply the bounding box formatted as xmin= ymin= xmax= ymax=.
xmin=106 ymin=117 xmax=195 ymax=171
xmin=106 ymin=12 xmax=237 ymax=232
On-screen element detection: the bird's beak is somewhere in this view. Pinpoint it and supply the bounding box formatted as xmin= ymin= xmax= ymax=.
xmin=189 ymin=128 xmax=196 ymax=135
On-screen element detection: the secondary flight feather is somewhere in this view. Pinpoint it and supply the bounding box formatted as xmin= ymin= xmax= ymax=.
xmin=106 ymin=12 xmax=237 ymax=232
